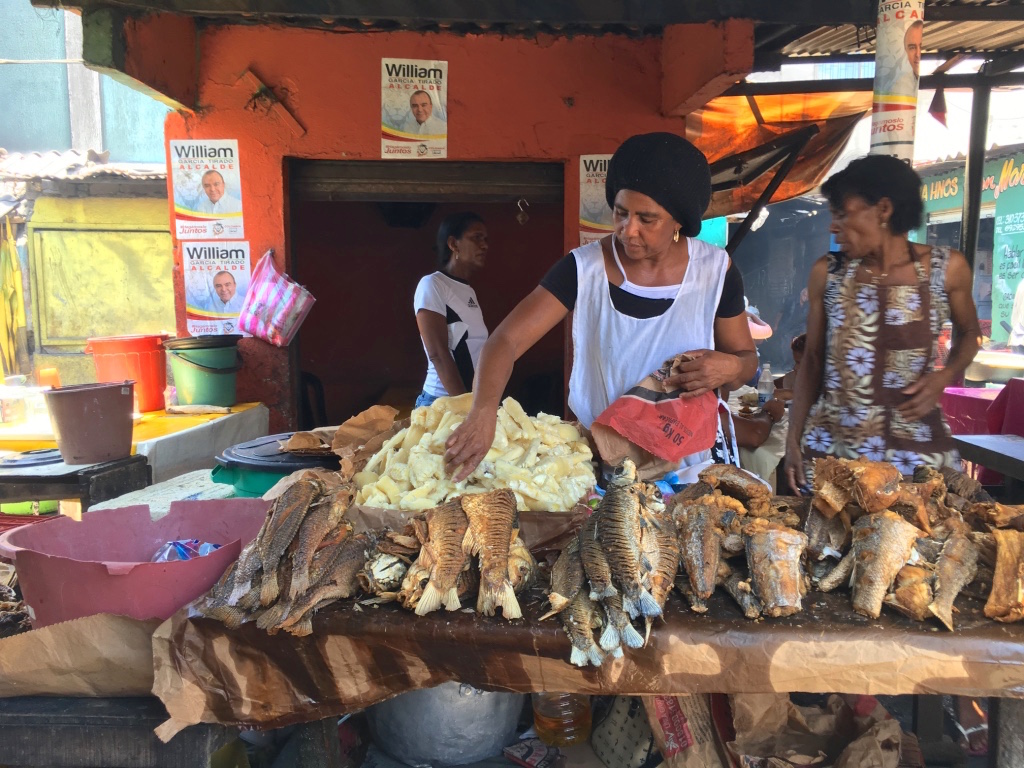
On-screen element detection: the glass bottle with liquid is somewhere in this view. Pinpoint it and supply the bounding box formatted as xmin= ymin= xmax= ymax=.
xmin=532 ymin=692 xmax=592 ymax=747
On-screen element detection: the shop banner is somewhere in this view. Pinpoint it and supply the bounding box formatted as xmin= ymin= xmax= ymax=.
xmin=170 ymin=140 xmax=244 ymax=240
xmin=991 ymin=157 xmax=1024 ymax=343
xmin=579 ymin=154 xmax=613 ymax=245
xmin=869 ymin=1 xmax=923 ymax=162
xmin=183 ymin=241 xmax=252 ymax=336
xmin=381 ymin=58 xmax=448 ymax=159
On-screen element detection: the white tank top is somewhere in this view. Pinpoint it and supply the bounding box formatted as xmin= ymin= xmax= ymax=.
xmin=568 ymin=238 xmax=729 ymax=472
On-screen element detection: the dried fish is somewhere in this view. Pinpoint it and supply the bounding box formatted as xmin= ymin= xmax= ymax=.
xmin=678 ymin=500 xmax=725 ymax=605
xmin=562 ymin=591 xmax=605 ymax=667
xmin=699 ymin=464 xmax=772 ymax=517
xmin=359 ymin=552 xmax=409 ymax=595
xmin=643 ymin=515 xmax=680 ymax=643
xmin=849 ymin=512 xmax=922 ymax=619
xmin=541 ymin=536 xmax=584 ymax=619
xmin=508 ymin=535 xmax=537 ymax=594
xmin=258 ymin=478 xmax=325 ymax=606
xmin=939 ymin=467 xmax=991 ymax=503
xmin=416 ymin=498 xmax=471 ymax=615
xmin=462 ymin=490 xmax=522 ymax=619
xmin=804 ymin=506 xmax=848 ymax=561
xmin=927 ymin=526 xmax=979 ymax=631
xmin=581 ymin=511 xmax=616 ymax=601
xmin=598 ymin=462 xmax=660 ymax=619
xmin=722 ymin=568 xmax=763 ymax=620
xmin=744 ymin=518 xmax=808 ymax=617
xmin=883 ymin=565 xmax=934 ymax=622
xmin=984 ymin=528 xmax=1024 ymax=623
xmin=599 ymin=591 xmax=644 ymax=651
xmin=289 ymin=487 xmax=354 ymax=600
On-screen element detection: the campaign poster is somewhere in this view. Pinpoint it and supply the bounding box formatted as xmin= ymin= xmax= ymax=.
xmin=183 ymin=241 xmax=252 ymax=336
xmin=170 ymin=140 xmax=245 ymax=240
xmin=991 ymin=157 xmax=1024 ymax=344
xmin=869 ymin=1 xmax=924 ymax=162
xmin=381 ymin=58 xmax=448 ymax=159
xmin=579 ymin=154 xmax=614 ymax=246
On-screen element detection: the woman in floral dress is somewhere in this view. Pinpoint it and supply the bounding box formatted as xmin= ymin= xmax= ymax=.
xmin=784 ymin=155 xmax=980 ymax=490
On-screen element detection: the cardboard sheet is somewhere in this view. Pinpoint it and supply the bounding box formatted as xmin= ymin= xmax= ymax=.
xmin=153 ymin=586 xmax=1024 ymax=737
xmin=0 ymin=614 xmax=157 ymax=697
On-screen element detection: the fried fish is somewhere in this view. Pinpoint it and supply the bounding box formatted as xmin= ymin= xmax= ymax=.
xmin=849 ymin=512 xmax=922 ymax=619
xmin=562 ymin=591 xmax=605 ymax=667
xmin=699 ymin=464 xmax=772 ymax=517
xmin=678 ymin=500 xmax=726 ymax=606
xmin=415 ymin=498 xmax=471 ymax=615
xmin=743 ymin=518 xmax=808 ymax=617
xmin=883 ymin=564 xmax=934 ymax=622
xmin=542 ymin=535 xmax=584 ymax=620
xmin=462 ymin=490 xmax=523 ymax=619
xmin=258 ymin=478 xmax=325 ymax=606
xmin=289 ymin=487 xmax=354 ymax=600
xmin=580 ymin=511 xmax=616 ymax=601
xmin=928 ymin=524 xmax=979 ymax=631
xmin=984 ymin=528 xmax=1024 ymax=623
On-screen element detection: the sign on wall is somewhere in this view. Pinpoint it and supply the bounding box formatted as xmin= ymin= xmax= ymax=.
xmin=170 ymin=140 xmax=245 ymax=240
xmin=183 ymin=241 xmax=252 ymax=336
xmin=579 ymin=155 xmax=613 ymax=246
xmin=381 ymin=58 xmax=448 ymax=160
xmin=992 ymin=156 xmax=1024 ymax=344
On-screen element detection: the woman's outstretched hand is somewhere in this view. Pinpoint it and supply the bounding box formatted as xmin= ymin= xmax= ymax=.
xmin=444 ymin=407 xmax=496 ymax=482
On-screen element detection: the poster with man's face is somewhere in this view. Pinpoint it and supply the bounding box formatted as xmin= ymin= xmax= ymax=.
xmin=579 ymin=155 xmax=614 ymax=246
xmin=183 ymin=241 xmax=252 ymax=336
xmin=381 ymin=58 xmax=448 ymax=159
xmin=170 ymin=139 xmax=245 ymax=240
xmin=869 ymin=1 xmax=924 ymax=162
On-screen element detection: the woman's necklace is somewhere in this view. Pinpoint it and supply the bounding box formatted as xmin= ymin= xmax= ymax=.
xmin=862 ymin=240 xmax=915 ymax=285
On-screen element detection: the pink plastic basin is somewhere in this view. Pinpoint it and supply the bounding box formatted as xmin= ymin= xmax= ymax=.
xmin=0 ymin=499 xmax=270 ymax=628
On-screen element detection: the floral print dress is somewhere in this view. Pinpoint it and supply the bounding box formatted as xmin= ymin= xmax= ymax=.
xmin=802 ymin=246 xmax=959 ymax=474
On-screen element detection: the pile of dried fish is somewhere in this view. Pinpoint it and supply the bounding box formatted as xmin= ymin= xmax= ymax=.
xmin=542 ymin=459 xmax=677 ymax=667
xmin=194 ymin=473 xmax=537 ymax=634
xmin=0 ymin=584 xmax=30 ymax=636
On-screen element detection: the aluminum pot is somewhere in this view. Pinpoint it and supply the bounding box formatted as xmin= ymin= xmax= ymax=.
xmin=366 ymin=682 xmax=525 ymax=767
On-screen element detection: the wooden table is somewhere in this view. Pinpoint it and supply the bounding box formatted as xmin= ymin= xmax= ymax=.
xmin=0 ymin=455 xmax=149 ymax=511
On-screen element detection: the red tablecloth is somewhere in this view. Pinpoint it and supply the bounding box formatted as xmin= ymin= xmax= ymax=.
xmin=942 ymin=386 xmax=1002 ymax=435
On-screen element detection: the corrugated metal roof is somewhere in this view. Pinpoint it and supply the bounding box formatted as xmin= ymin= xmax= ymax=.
xmin=0 ymin=150 xmax=166 ymax=182
xmin=782 ymin=19 xmax=1024 ymax=57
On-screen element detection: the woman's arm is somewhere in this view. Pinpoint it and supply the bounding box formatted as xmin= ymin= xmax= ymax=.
xmin=783 ymin=256 xmax=829 ymax=494
xmin=733 ymin=399 xmax=785 ymax=449
xmin=444 ymin=286 xmax=569 ymax=480
xmin=899 ymin=249 xmax=981 ymax=421
xmin=668 ymin=312 xmax=758 ymax=397
xmin=415 ymin=309 xmax=468 ymax=396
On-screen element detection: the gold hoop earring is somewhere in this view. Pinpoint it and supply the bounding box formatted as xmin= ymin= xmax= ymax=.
xmin=673 ymin=230 xmax=680 ymax=243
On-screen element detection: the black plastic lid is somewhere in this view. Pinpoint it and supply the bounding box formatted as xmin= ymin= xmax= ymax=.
xmin=1 ymin=449 xmax=63 ymax=468
xmin=216 ymin=433 xmax=341 ymax=472
xmin=164 ymin=335 xmax=242 ymax=351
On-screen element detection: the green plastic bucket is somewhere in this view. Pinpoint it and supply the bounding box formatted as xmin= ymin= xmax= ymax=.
xmin=164 ymin=335 xmax=242 ymax=407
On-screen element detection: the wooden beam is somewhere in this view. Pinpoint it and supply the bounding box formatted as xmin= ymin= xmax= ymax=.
xmin=724 ymin=71 xmax=1024 ymax=95
xmin=33 ymin=0 xmax=878 ymax=26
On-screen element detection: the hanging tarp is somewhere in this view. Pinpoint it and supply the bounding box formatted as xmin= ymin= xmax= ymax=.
xmin=686 ymin=92 xmax=873 ymax=218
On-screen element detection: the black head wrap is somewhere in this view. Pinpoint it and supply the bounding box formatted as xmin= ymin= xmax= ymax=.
xmin=605 ymin=132 xmax=712 ymax=237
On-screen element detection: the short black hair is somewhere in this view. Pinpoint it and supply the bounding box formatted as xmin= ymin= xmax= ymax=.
xmin=791 ymin=333 xmax=807 ymax=354
xmin=436 ymin=212 xmax=484 ymax=269
xmin=821 ymin=155 xmax=923 ymax=235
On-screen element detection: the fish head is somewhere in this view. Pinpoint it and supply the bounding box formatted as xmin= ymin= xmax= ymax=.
xmin=609 ymin=459 xmax=638 ymax=487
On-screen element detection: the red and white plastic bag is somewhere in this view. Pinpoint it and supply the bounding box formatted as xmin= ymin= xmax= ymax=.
xmin=238 ymin=249 xmax=315 ymax=347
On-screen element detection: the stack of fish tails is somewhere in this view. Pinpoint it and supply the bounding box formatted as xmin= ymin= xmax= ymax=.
xmin=544 ymin=459 xmax=678 ymax=667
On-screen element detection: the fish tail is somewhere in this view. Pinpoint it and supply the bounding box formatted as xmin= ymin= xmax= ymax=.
xmin=487 ymin=580 xmax=522 ymax=620
xmin=598 ymin=622 xmax=621 ymax=651
xmin=589 ymin=582 xmax=617 ymax=602
xmin=622 ymin=594 xmax=640 ymax=619
xmin=461 ymin=527 xmax=478 ymax=556
xmin=415 ymin=582 xmax=444 ymax=616
xmin=259 ymin=571 xmax=280 ymax=607
xmin=927 ymin=602 xmax=955 ymax=631
xmin=289 ymin=572 xmax=310 ymax=601
xmin=443 ymin=586 xmax=462 ymax=612
xmin=569 ymin=647 xmax=590 ymax=667
xmin=287 ymin=617 xmax=314 ymax=637
xmin=623 ymin=621 xmax=645 ymax=649
xmin=587 ymin=645 xmax=605 ymax=667
xmin=256 ymin=603 xmax=289 ymax=630
xmin=636 ymin=587 xmax=662 ymax=618
xmin=608 ymin=646 xmax=624 ymax=659
xmin=547 ymin=593 xmax=569 ymax=614
xmin=203 ymin=605 xmax=249 ymax=629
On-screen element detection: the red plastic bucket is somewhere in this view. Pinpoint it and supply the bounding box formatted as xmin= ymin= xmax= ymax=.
xmin=85 ymin=334 xmax=168 ymax=412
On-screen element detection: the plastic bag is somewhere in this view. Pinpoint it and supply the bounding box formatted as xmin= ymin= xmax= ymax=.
xmin=238 ymin=249 xmax=316 ymax=347
xmin=152 ymin=539 xmax=222 ymax=562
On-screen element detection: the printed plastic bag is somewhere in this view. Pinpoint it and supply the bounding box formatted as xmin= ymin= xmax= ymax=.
xmin=591 ymin=354 xmax=719 ymax=479
xmin=238 ymin=249 xmax=316 ymax=347
xmin=152 ymin=539 xmax=222 ymax=562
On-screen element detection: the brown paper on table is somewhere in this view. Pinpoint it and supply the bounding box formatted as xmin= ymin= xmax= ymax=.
xmin=0 ymin=614 xmax=158 ymax=698
xmin=833 ymin=719 xmax=902 ymax=768
xmin=152 ymin=569 xmax=1024 ymax=739
xmin=726 ymin=693 xmax=836 ymax=766
xmin=332 ymin=405 xmax=399 ymax=458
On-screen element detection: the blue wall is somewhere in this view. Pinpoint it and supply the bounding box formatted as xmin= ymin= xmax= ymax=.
xmin=0 ymin=0 xmax=168 ymax=161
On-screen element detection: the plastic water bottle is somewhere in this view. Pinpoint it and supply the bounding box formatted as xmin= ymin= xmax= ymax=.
xmin=532 ymin=692 xmax=592 ymax=747
xmin=757 ymin=363 xmax=774 ymax=406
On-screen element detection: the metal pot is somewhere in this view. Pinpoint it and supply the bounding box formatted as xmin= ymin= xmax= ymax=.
xmin=366 ymin=682 xmax=525 ymax=767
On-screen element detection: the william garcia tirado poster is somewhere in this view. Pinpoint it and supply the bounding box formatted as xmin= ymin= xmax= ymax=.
xmin=184 ymin=241 xmax=252 ymax=336
xmin=381 ymin=58 xmax=448 ymax=159
xmin=171 ymin=139 xmax=245 ymax=240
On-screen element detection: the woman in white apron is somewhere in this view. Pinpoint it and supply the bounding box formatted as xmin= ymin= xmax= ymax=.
xmin=444 ymin=132 xmax=757 ymax=483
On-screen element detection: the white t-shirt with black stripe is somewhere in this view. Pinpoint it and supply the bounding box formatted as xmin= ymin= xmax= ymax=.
xmin=414 ymin=271 xmax=489 ymax=397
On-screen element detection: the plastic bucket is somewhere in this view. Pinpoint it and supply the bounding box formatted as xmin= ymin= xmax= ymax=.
xmin=164 ymin=335 xmax=242 ymax=407
xmin=85 ymin=334 xmax=168 ymax=413
xmin=43 ymin=382 xmax=134 ymax=465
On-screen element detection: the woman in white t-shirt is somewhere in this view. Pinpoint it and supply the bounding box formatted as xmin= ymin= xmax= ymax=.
xmin=413 ymin=212 xmax=490 ymax=407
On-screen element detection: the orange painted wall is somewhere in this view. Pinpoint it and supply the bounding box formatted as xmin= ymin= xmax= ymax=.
xmin=156 ymin=22 xmax=743 ymax=429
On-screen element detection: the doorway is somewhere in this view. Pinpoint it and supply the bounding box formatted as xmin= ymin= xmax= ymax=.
xmin=288 ymin=160 xmax=566 ymax=427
